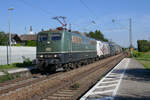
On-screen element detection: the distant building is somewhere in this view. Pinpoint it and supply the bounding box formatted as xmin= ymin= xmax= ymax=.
xmin=20 ymin=34 xmax=37 ymax=43
xmin=5 ymin=34 xmax=22 ymax=44
xmin=11 ymin=34 xmax=22 ymax=44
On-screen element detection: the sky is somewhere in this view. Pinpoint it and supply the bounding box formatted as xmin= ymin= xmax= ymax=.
xmin=0 ymin=0 xmax=150 ymax=47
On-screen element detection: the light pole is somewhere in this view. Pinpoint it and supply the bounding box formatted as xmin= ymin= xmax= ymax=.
xmin=8 ymin=8 xmax=14 ymax=64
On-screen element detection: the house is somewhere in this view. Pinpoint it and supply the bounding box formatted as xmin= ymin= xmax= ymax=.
xmin=5 ymin=34 xmax=22 ymax=44
xmin=11 ymin=34 xmax=22 ymax=44
xmin=20 ymin=34 xmax=37 ymax=44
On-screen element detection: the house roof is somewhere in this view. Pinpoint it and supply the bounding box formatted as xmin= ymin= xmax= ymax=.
xmin=6 ymin=34 xmax=22 ymax=42
xmin=20 ymin=34 xmax=37 ymax=41
xmin=12 ymin=34 xmax=22 ymax=42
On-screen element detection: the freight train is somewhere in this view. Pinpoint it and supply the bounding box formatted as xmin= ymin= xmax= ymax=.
xmin=36 ymin=28 xmax=122 ymax=72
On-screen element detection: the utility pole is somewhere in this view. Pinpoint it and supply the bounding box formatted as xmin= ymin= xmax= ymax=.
xmin=129 ymin=18 xmax=133 ymax=56
xmin=129 ymin=18 xmax=132 ymax=48
xmin=112 ymin=18 xmax=133 ymax=56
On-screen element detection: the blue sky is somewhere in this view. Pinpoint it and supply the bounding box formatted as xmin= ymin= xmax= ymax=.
xmin=0 ymin=0 xmax=150 ymax=47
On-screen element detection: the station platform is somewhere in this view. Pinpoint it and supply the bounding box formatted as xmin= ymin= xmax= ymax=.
xmin=0 ymin=66 xmax=35 ymax=76
xmin=80 ymin=58 xmax=150 ymax=100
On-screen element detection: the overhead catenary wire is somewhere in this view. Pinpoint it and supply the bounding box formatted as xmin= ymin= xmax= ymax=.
xmin=12 ymin=0 xmax=59 ymax=30
xmin=16 ymin=0 xmax=56 ymax=17
xmin=79 ymin=0 xmax=103 ymax=31
xmin=13 ymin=0 xmax=100 ymax=31
xmin=79 ymin=0 xmax=96 ymax=18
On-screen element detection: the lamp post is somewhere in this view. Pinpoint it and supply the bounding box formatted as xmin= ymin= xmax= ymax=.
xmin=8 ymin=8 xmax=14 ymax=64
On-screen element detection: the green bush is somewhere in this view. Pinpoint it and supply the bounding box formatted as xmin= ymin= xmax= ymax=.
xmin=12 ymin=43 xmax=22 ymax=46
xmin=133 ymin=51 xmax=143 ymax=57
xmin=22 ymin=57 xmax=33 ymax=67
xmin=0 ymin=71 xmax=21 ymax=83
xmin=0 ymin=72 xmax=14 ymax=83
xmin=0 ymin=58 xmax=33 ymax=70
xmin=26 ymin=40 xmax=36 ymax=46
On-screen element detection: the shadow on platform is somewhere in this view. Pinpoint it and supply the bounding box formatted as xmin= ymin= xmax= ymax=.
xmin=114 ymin=95 xmax=150 ymax=100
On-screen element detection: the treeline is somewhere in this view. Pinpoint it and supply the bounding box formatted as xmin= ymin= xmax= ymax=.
xmin=0 ymin=31 xmax=8 ymax=45
xmin=86 ymin=30 xmax=108 ymax=42
xmin=137 ymin=40 xmax=150 ymax=52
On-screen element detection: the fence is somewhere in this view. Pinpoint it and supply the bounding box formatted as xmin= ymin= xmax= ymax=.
xmin=0 ymin=46 xmax=36 ymax=65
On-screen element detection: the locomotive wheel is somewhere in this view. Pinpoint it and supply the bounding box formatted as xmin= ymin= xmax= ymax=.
xmin=63 ymin=64 xmax=70 ymax=72
xmin=76 ymin=62 xmax=80 ymax=68
xmin=74 ymin=63 xmax=78 ymax=69
xmin=87 ymin=59 xmax=91 ymax=64
xmin=69 ymin=63 xmax=75 ymax=69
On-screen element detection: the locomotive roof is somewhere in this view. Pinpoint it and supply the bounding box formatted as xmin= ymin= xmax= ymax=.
xmin=38 ymin=29 xmax=96 ymax=41
xmin=39 ymin=29 xmax=63 ymax=33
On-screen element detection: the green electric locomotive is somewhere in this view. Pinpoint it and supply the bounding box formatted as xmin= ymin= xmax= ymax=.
xmin=36 ymin=28 xmax=97 ymax=72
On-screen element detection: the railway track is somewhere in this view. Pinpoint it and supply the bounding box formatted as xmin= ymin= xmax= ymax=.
xmin=32 ymin=53 xmax=126 ymax=100
xmin=0 ymin=72 xmax=64 ymax=97
xmin=0 ymin=53 xmax=127 ymax=100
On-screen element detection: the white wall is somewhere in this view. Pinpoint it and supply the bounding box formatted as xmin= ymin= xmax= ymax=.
xmin=0 ymin=46 xmax=36 ymax=65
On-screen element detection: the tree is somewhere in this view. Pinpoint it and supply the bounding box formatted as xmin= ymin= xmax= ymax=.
xmin=88 ymin=30 xmax=108 ymax=42
xmin=0 ymin=31 xmax=8 ymax=45
xmin=26 ymin=40 xmax=36 ymax=46
xmin=137 ymin=40 xmax=150 ymax=52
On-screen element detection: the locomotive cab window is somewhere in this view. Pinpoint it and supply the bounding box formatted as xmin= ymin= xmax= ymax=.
xmin=38 ymin=34 xmax=48 ymax=41
xmin=51 ymin=33 xmax=61 ymax=40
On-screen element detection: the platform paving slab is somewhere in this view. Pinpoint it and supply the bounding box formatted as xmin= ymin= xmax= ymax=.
xmin=115 ymin=58 xmax=150 ymax=100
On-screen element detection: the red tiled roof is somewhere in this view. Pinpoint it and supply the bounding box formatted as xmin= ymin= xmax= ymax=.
xmin=20 ymin=34 xmax=37 ymax=41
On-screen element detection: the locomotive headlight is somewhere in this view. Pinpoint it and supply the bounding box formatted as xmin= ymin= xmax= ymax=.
xmin=54 ymin=54 xmax=57 ymax=57
xmin=47 ymin=41 xmax=50 ymax=44
xmin=40 ymin=55 xmax=43 ymax=58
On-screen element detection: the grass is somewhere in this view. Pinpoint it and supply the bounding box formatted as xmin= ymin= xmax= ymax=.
xmin=138 ymin=60 xmax=150 ymax=70
xmin=70 ymin=83 xmax=80 ymax=89
xmin=0 ymin=63 xmax=31 ymax=70
xmin=133 ymin=51 xmax=150 ymax=70
xmin=0 ymin=58 xmax=33 ymax=83
xmin=0 ymin=58 xmax=34 ymax=70
xmin=0 ymin=71 xmax=20 ymax=83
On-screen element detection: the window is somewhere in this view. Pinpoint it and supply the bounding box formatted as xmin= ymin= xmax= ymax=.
xmin=51 ymin=34 xmax=61 ymax=40
xmin=90 ymin=40 xmax=96 ymax=45
xmin=38 ymin=34 xmax=48 ymax=41
xmin=72 ymin=36 xmax=82 ymax=44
